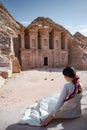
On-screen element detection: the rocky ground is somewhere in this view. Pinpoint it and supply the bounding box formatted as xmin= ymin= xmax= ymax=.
xmin=0 ymin=68 xmax=87 ymax=130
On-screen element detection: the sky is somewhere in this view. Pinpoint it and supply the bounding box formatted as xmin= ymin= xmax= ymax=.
xmin=1 ymin=0 xmax=87 ymax=36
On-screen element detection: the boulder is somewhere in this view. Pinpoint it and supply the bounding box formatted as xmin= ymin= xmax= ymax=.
xmin=9 ymin=54 xmax=21 ymax=73
xmin=0 ymin=71 xmax=8 ymax=79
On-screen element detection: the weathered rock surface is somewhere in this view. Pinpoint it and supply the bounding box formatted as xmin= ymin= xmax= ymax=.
xmin=9 ymin=54 xmax=21 ymax=73
xmin=73 ymin=32 xmax=87 ymax=51
xmin=0 ymin=3 xmax=21 ymax=76
xmin=0 ymin=3 xmax=20 ymax=56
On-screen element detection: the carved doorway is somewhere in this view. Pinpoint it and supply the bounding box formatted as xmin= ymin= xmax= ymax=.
xmin=44 ymin=57 xmax=48 ymax=66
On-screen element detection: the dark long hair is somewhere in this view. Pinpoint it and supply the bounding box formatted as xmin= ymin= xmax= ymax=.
xmin=63 ymin=66 xmax=82 ymax=93
xmin=63 ymin=66 xmax=76 ymax=79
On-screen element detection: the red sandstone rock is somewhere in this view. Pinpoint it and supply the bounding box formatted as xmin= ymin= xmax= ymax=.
xmin=0 ymin=71 xmax=8 ymax=79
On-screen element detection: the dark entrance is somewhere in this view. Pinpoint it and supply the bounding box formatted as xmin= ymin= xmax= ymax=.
xmin=44 ymin=57 xmax=48 ymax=66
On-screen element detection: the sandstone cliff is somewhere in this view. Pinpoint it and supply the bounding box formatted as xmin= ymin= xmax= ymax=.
xmin=73 ymin=32 xmax=87 ymax=43
xmin=0 ymin=3 xmax=21 ymax=37
xmin=0 ymin=3 xmax=21 ymax=74
xmin=73 ymin=32 xmax=87 ymax=51
xmin=0 ymin=3 xmax=21 ymax=56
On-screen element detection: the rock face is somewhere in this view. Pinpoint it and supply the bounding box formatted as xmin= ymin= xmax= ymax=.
xmin=0 ymin=3 xmax=21 ymax=73
xmin=0 ymin=3 xmax=20 ymax=37
xmin=70 ymin=32 xmax=87 ymax=70
xmin=73 ymin=32 xmax=87 ymax=51
xmin=0 ymin=3 xmax=20 ymax=54
xmin=0 ymin=3 xmax=87 ymax=70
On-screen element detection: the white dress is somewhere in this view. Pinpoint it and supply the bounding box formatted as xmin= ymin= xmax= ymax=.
xmin=19 ymin=82 xmax=82 ymax=126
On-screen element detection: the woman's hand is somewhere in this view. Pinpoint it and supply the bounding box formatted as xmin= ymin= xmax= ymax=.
xmin=40 ymin=114 xmax=54 ymax=126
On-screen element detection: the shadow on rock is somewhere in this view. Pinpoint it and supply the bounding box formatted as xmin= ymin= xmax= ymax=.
xmin=5 ymin=108 xmax=87 ymax=130
xmin=5 ymin=119 xmax=62 ymax=130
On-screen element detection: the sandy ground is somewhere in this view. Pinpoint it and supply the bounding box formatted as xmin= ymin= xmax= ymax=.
xmin=0 ymin=68 xmax=87 ymax=130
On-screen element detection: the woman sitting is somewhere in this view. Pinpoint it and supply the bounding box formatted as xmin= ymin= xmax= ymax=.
xmin=41 ymin=66 xmax=82 ymax=126
xmin=19 ymin=66 xmax=82 ymax=127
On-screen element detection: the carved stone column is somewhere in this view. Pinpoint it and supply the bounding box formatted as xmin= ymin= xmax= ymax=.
xmin=52 ymin=29 xmax=61 ymax=50
xmin=10 ymin=37 xmax=14 ymax=54
xmin=20 ymin=26 xmax=25 ymax=49
xmin=64 ymin=34 xmax=68 ymax=50
xmin=61 ymin=32 xmax=68 ymax=50
xmin=64 ymin=31 xmax=69 ymax=50
xmin=39 ymin=28 xmax=49 ymax=50
xmin=29 ymin=29 xmax=38 ymax=49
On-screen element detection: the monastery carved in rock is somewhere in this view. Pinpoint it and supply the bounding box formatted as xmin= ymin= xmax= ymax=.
xmin=13 ymin=17 xmax=87 ymax=70
xmin=0 ymin=3 xmax=87 ymax=72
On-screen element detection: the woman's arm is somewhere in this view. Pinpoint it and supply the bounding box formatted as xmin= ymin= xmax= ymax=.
xmin=41 ymin=85 xmax=68 ymax=126
xmin=52 ymin=85 xmax=68 ymax=116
